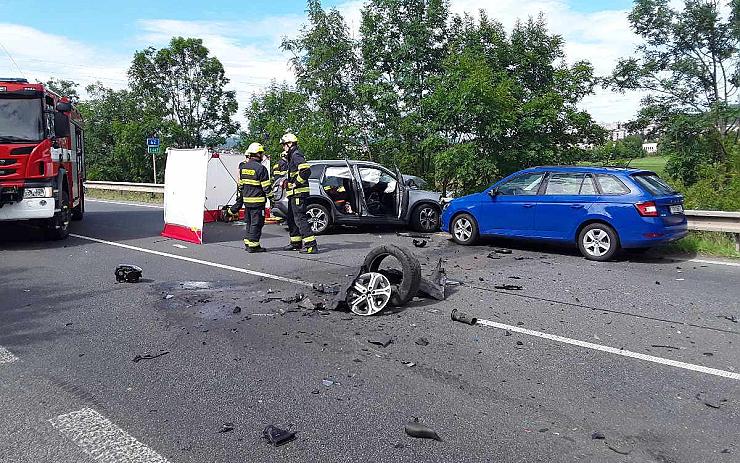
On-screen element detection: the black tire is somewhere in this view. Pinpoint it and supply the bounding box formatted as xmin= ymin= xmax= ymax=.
xmin=411 ymin=204 xmax=440 ymax=232
xmin=578 ymin=223 xmax=619 ymax=261
xmin=306 ymin=203 xmax=332 ymax=235
xmin=71 ymin=195 xmax=84 ymax=221
xmin=362 ymin=245 xmax=421 ymax=307
xmin=450 ymin=213 xmax=479 ymax=245
xmin=45 ymin=190 xmax=71 ymax=240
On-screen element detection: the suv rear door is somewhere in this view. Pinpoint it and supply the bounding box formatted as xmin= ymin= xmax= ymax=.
xmin=534 ymin=172 xmax=596 ymax=240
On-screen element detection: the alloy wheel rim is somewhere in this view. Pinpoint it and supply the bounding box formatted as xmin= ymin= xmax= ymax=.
xmin=454 ymin=218 xmax=472 ymax=241
xmin=419 ymin=207 xmax=437 ymax=230
xmin=307 ymin=207 xmax=327 ymax=232
xmin=584 ymin=229 xmax=611 ymax=257
xmin=348 ymin=272 xmax=392 ymax=316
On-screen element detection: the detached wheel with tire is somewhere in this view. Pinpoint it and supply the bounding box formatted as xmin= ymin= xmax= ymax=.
xmin=451 ymin=213 xmax=479 ymax=245
xmin=578 ymin=223 xmax=619 ymax=261
xmin=306 ymin=203 xmax=332 ymax=235
xmin=45 ymin=190 xmax=71 ymax=240
xmin=411 ymin=204 xmax=440 ymax=232
xmin=362 ymin=245 xmax=421 ymax=307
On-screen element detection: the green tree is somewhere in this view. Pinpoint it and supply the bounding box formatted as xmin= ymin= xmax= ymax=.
xmin=611 ymin=0 xmax=740 ymax=184
xmin=281 ymin=0 xmax=360 ymax=157
xmin=424 ymin=13 xmax=603 ymax=194
xmin=128 ymin=37 xmax=239 ymax=148
xmin=78 ymin=83 xmax=174 ymax=183
xmin=358 ymin=0 xmax=450 ymax=172
xmin=43 ymin=78 xmax=80 ymax=103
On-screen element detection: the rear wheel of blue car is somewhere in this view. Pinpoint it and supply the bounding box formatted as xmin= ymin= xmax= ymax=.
xmin=578 ymin=223 xmax=619 ymax=261
xmin=451 ymin=214 xmax=478 ymax=245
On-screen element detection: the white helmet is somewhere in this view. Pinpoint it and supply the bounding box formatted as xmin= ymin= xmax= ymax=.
xmin=280 ymin=133 xmax=298 ymax=144
xmin=246 ymin=142 xmax=265 ymax=155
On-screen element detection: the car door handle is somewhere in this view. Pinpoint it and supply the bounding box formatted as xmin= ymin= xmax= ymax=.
xmin=522 ymin=204 xmax=535 ymax=208
xmin=570 ymin=205 xmax=585 ymax=209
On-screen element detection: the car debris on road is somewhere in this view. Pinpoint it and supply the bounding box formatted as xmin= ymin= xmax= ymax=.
xmin=404 ymin=418 xmax=442 ymax=441
xmin=262 ymin=425 xmax=296 ymax=447
xmin=115 ymin=264 xmax=143 ymax=283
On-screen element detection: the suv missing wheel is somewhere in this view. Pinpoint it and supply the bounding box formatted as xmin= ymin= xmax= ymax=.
xmin=271 ymin=160 xmax=442 ymax=235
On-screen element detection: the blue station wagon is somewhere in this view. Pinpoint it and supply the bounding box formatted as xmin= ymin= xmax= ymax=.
xmin=440 ymin=166 xmax=688 ymax=261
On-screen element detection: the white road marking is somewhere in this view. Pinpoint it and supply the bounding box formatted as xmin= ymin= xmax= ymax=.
xmin=87 ymin=199 xmax=163 ymax=209
xmin=0 ymin=346 xmax=18 ymax=364
xmin=687 ymin=258 xmax=740 ymax=268
xmin=70 ymin=234 xmax=313 ymax=287
xmin=476 ymin=319 xmax=740 ymax=381
xmin=49 ymin=408 xmax=169 ymax=463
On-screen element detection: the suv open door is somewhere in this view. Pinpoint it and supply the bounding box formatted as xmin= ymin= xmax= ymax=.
xmin=395 ymin=166 xmax=409 ymax=219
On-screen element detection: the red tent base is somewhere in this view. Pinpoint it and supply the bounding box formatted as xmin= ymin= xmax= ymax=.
xmin=161 ymin=223 xmax=203 ymax=244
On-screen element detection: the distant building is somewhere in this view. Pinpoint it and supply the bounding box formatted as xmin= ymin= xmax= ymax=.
xmin=602 ymin=122 xmax=628 ymax=141
xmin=642 ymin=142 xmax=658 ymax=154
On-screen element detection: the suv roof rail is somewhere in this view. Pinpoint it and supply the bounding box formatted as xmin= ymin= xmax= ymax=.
xmin=0 ymin=77 xmax=29 ymax=83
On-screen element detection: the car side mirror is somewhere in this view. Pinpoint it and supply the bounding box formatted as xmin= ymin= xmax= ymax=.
xmin=488 ymin=189 xmax=498 ymax=198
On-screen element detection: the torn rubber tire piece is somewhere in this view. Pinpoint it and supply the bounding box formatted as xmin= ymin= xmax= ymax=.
xmin=362 ymin=245 xmax=421 ymax=307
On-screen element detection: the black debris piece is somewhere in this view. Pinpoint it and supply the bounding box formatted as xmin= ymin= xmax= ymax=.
xmin=404 ymin=418 xmax=442 ymax=441
xmin=696 ymin=392 xmax=726 ymax=409
xmin=451 ymin=309 xmax=477 ymax=325
xmin=508 ymin=276 xmax=522 ymax=280
xmin=218 ymin=422 xmax=235 ymax=433
xmin=415 ymin=337 xmax=430 ymax=346
xmin=232 ymin=306 xmax=242 ymax=314
xmin=368 ymin=336 xmax=393 ymax=348
xmin=494 ymin=284 xmax=523 ymax=291
xmin=702 ymin=352 xmax=714 ymax=357
xmin=516 ymin=341 xmax=524 ymax=346
xmin=591 ymin=432 xmax=605 ymax=440
xmin=650 ymin=344 xmax=679 ymax=350
xmin=312 ymin=283 xmax=339 ymax=295
xmin=514 ymin=257 xmax=532 ymax=261
xmin=493 ymin=248 xmax=512 ymax=254
xmin=115 ymin=264 xmax=142 ymax=283
xmin=721 ymin=315 xmax=737 ymax=323
xmin=504 ymin=330 xmax=512 ymax=336
xmin=262 ymin=425 xmax=296 ymax=447
xmin=486 ymin=252 xmax=501 ymax=259
xmin=259 ymin=296 xmax=283 ymax=303
xmin=412 ymin=239 xmax=428 ymax=248
xmin=417 ymin=259 xmax=447 ymax=301
xmin=132 ymin=351 xmax=169 ymax=363
xmin=606 ymin=437 xmax=635 ymax=455
xmin=281 ymin=293 xmax=305 ymax=304
xmin=655 ymin=281 xmax=661 ymax=285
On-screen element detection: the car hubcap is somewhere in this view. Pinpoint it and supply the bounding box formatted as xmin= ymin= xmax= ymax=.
xmin=453 ymin=217 xmax=472 ymax=241
xmin=419 ymin=207 xmax=437 ymax=230
xmin=307 ymin=207 xmax=327 ymax=232
xmin=584 ymin=229 xmax=611 ymax=257
xmin=347 ymin=272 xmax=392 ymax=316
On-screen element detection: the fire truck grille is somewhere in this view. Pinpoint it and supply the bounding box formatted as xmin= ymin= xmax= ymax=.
xmin=10 ymin=146 xmax=33 ymax=155
xmin=0 ymin=159 xmax=15 ymax=166
xmin=0 ymin=168 xmax=17 ymax=176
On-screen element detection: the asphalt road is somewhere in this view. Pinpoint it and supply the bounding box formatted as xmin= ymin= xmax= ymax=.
xmin=1 ymin=199 xmax=738 ymax=463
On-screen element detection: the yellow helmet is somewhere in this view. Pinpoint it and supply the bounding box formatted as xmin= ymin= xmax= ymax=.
xmin=246 ymin=142 xmax=265 ymax=155
xmin=280 ymin=133 xmax=298 ymax=144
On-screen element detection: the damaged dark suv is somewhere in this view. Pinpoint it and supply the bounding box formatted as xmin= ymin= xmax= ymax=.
xmin=272 ymin=160 xmax=442 ymax=234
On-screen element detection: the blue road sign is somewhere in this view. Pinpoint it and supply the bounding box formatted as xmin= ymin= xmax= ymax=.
xmin=146 ymin=137 xmax=160 ymax=147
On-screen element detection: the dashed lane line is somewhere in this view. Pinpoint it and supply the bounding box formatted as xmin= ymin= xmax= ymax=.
xmin=476 ymin=318 xmax=740 ymax=381
xmin=0 ymin=346 xmax=18 ymax=364
xmin=70 ymin=233 xmax=313 ymax=287
xmin=49 ymin=408 xmax=170 ymax=463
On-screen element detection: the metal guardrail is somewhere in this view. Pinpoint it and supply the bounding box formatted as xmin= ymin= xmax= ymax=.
xmin=84 ymin=181 xmax=164 ymax=194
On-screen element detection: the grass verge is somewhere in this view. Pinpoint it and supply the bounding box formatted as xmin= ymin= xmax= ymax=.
xmin=663 ymin=231 xmax=740 ymax=259
xmin=86 ymin=189 xmax=163 ymax=204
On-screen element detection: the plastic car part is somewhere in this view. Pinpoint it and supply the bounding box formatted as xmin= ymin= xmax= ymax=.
xmin=451 ymin=309 xmax=477 ymax=325
xmin=262 ymin=425 xmax=296 ymax=446
xmin=362 ymin=245 xmax=421 ymax=307
xmin=115 ymin=264 xmax=142 ymax=283
xmin=404 ymin=418 xmax=442 ymax=441
xmin=347 ymin=272 xmax=392 ymax=316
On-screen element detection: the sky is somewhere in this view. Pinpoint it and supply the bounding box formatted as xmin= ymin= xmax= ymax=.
xmin=0 ymin=0 xmax=644 ymax=125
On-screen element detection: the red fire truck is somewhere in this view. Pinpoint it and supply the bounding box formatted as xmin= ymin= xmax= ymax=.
xmin=0 ymin=78 xmax=84 ymax=239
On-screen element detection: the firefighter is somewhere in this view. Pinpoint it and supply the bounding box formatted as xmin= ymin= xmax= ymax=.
xmin=228 ymin=142 xmax=272 ymax=253
xmin=273 ymin=147 xmax=288 ymax=178
xmin=281 ymin=133 xmax=318 ymax=254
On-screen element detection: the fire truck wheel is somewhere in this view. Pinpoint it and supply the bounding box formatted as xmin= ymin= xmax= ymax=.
xmin=45 ymin=191 xmax=71 ymax=240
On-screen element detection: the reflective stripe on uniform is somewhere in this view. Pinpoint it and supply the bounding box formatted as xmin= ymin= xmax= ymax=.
xmin=244 ymin=239 xmax=260 ymax=247
xmin=244 ymin=197 xmax=266 ymax=203
xmin=241 ymin=169 xmax=256 ymax=175
xmin=240 ymin=179 xmax=261 ymax=186
xmin=298 ymin=163 xmax=311 ymax=169
xmin=302 ymin=236 xmax=316 ymax=243
xmin=291 ymin=187 xmax=310 ymax=195
xmin=296 ymin=174 xmax=305 ymax=184
xmin=261 ymin=180 xmax=272 ymax=188
xmin=290 ymin=236 xmax=302 ymax=243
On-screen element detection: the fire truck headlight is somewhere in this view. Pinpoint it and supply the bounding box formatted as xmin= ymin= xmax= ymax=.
xmin=24 ymin=187 xmax=53 ymax=199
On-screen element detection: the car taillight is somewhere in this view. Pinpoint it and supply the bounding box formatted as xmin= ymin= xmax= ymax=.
xmin=635 ymin=201 xmax=658 ymax=217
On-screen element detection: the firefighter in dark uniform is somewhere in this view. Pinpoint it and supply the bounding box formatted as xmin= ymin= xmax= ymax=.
xmin=273 ymin=147 xmax=288 ymax=178
xmin=228 ymin=142 xmax=272 ymax=253
xmin=281 ymin=133 xmax=319 ymax=254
